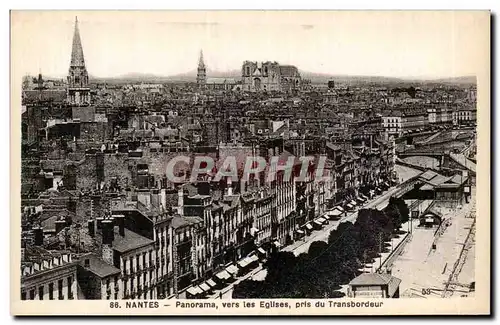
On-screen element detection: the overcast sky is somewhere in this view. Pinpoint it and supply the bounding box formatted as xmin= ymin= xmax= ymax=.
xmin=11 ymin=11 xmax=489 ymax=79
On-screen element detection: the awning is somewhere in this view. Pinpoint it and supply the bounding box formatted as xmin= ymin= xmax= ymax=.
xmin=425 ymin=217 xmax=434 ymax=223
xmin=347 ymin=203 xmax=354 ymax=209
xmin=273 ymin=241 xmax=282 ymax=248
xmin=238 ymin=259 xmax=249 ymax=268
xmin=296 ymin=229 xmax=305 ymax=234
xmin=376 ymin=187 xmax=381 ymax=191
xmin=199 ymin=283 xmax=211 ymax=292
xmin=313 ymin=220 xmax=323 ymax=226
xmin=258 ymin=248 xmax=266 ymax=255
xmin=329 ymin=209 xmax=343 ymax=216
xmin=305 ymin=223 xmax=313 ymax=230
xmin=186 ymin=286 xmax=202 ymax=296
xmin=249 ymin=255 xmax=259 ymax=262
xmin=350 ymin=200 xmax=357 ymax=206
xmin=215 ymin=270 xmax=231 ymax=280
xmin=207 ymin=279 xmax=217 ymax=287
xmin=384 ymin=182 xmax=390 ymax=187
xmin=335 ymin=206 xmax=345 ymax=212
xmin=317 ymin=217 xmax=326 ymax=223
xmin=244 ymin=256 xmax=254 ymax=265
xmin=226 ymin=265 xmax=239 ymax=275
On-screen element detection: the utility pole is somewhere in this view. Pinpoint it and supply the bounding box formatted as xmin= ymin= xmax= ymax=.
xmin=378 ymin=232 xmax=383 ymax=272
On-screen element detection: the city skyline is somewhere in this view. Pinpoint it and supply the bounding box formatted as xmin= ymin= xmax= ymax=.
xmin=12 ymin=11 xmax=488 ymax=80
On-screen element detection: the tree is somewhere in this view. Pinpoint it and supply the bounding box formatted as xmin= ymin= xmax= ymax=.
xmin=385 ymin=197 xmax=402 ymax=231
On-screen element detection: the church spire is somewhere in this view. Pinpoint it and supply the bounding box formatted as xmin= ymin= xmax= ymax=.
xmin=67 ymin=16 xmax=90 ymax=106
xmin=197 ymin=49 xmax=206 ymax=87
xmin=198 ymin=49 xmax=205 ymax=69
xmin=70 ymin=16 xmax=85 ymax=67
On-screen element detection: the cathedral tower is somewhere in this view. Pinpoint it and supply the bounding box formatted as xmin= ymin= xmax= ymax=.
xmin=196 ymin=49 xmax=206 ymax=87
xmin=67 ymin=17 xmax=90 ymax=106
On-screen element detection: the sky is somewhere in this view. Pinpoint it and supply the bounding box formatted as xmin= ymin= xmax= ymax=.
xmin=11 ymin=11 xmax=489 ymax=79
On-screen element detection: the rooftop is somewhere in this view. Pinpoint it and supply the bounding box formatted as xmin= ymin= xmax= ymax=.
xmin=80 ymin=254 xmax=121 ymax=278
xmin=112 ymin=227 xmax=154 ymax=253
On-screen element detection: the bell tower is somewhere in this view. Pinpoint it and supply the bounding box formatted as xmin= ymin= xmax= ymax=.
xmin=196 ymin=49 xmax=206 ymax=87
xmin=67 ymin=17 xmax=90 ymax=106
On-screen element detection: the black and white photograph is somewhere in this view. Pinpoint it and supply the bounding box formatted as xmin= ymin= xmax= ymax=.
xmin=10 ymin=10 xmax=490 ymax=315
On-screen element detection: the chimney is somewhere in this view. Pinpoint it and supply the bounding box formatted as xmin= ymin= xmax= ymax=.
xmin=240 ymin=179 xmax=246 ymax=194
xmin=55 ymin=219 xmax=66 ymax=234
xmin=113 ymin=215 xmax=125 ymax=237
xmin=227 ymin=177 xmax=233 ymax=196
xmin=177 ymin=187 xmax=184 ymax=216
xmin=101 ymin=220 xmax=114 ymax=245
xmin=84 ymin=258 xmax=90 ymax=268
xmin=151 ymin=189 xmax=160 ymax=210
xmin=33 ymin=227 xmax=44 ymax=246
xmin=96 ymin=217 xmax=104 ymax=231
xmin=160 ymin=188 xmax=166 ymax=211
xmin=87 ymin=219 xmax=95 ymax=237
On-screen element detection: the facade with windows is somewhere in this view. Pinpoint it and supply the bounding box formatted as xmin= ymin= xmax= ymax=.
xmin=382 ymin=114 xmax=402 ymax=137
xmin=21 ymin=253 xmax=77 ymax=300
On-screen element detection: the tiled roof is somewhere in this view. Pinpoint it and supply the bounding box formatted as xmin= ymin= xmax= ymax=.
xmin=350 ymin=273 xmax=402 ymax=296
xmin=80 ymin=254 xmax=121 ymax=278
xmin=112 ymin=228 xmax=154 ymax=253
xmin=171 ymin=215 xmax=202 ymax=229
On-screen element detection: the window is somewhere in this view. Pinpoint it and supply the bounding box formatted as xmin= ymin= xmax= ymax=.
xmin=48 ymin=283 xmax=54 ymax=300
xmin=38 ymin=286 xmax=44 ymax=300
xmin=58 ymin=279 xmax=63 ymax=299
xmin=67 ymin=276 xmax=73 ymax=299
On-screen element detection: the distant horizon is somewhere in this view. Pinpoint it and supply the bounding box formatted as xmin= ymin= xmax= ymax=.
xmin=25 ymin=69 xmax=477 ymax=83
xmin=12 ymin=11 xmax=488 ymax=82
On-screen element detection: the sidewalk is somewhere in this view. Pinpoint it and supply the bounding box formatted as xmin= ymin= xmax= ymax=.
xmin=208 ymin=264 xmax=264 ymax=299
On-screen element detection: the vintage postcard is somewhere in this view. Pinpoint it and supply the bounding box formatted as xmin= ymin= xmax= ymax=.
xmin=10 ymin=10 xmax=490 ymax=315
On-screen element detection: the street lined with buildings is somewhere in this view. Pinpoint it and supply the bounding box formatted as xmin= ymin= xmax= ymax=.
xmin=20 ymin=15 xmax=477 ymax=301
